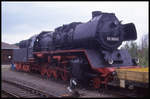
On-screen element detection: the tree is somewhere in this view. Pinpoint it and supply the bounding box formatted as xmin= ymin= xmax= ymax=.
xmin=141 ymin=34 xmax=148 ymax=49
xmin=128 ymin=41 xmax=138 ymax=58
xmin=138 ymin=34 xmax=149 ymax=67
xmin=121 ymin=34 xmax=149 ymax=67
xmin=14 ymin=43 xmax=19 ymax=47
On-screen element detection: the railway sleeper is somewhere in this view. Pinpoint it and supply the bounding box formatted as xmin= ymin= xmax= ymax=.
xmin=2 ymin=79 xmax=54 ymax=98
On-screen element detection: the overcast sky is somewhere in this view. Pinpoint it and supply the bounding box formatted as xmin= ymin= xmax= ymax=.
xmin=2 ymin=1 xmax=149 ymax=45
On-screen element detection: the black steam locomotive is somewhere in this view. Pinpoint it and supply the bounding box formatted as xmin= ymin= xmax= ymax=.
xmin=13 ymin=11 xmax=138 ymax=88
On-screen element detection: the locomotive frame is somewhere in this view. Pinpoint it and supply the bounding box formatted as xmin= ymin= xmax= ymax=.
xmin=13 ymin=48 xmax=140 ymax=89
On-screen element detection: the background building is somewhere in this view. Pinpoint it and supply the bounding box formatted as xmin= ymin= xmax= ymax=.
xmin=1 ymin=42 xmax=19 ymax=64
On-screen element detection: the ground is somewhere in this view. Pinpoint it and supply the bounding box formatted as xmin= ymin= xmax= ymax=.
xmin=1 ymin=65 xmax=120 ymax=98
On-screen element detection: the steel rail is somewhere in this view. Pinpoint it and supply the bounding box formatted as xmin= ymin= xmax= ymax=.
xmin=2 ymin=89 xmax=20 ymax=98
xmin=2 ymin=79 xmax=57 ymax=98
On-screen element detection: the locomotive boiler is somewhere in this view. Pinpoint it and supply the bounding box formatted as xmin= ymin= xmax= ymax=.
xmin=33 ymin=11 xmax=137 ymax=51
xmin=13 ymin=11 xmax=139 ymax=88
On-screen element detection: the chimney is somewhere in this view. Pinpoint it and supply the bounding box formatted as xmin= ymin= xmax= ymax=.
xmin=92 ymin=11 xmax=102 ymax=19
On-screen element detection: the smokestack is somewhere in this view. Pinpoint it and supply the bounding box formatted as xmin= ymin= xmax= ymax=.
xmin=92 ymin=11 xmax=102 ymax=19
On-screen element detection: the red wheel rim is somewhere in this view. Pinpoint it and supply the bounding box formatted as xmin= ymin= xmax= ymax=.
xmin=41 ymin=68 xmax=46 ymax=76
xmin=61 ymin=72 xmax=68 ymax=81
xmin=19 ymin=64 xmax=22 ymax=70
xmin=47 ymin=69 xmax=52 ymax=78
xmin=16 ymin=63 xmax=21 ymax=71
xmin=93 ymin=77 xmax=100 ymax=89
xmin=23 ymin=65 xmax=26 ymax=71
xmin=26 ymin=65 xmax=30 ymax=72
xmin=15 ymin=64 xmax=19 ymax=70
xmin=52 ymin=70 xmax=57 ymax=80
xmin=41 ymin=70 xmax=45 ymax=76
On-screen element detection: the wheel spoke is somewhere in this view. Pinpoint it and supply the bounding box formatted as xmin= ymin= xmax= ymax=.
xmin=61 ymin=72 xmax=68 ymax=81
xmin=93 ymin=77 xmax=101 ymax=89
xmin=47 ymin=69 xmax=52 ymax=78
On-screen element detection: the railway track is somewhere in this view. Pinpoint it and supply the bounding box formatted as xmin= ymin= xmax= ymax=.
xmin=38 ymin=74 xmax=148 ymax=97
xmin=2 ymin=73 xmax=121 ymax=98
xmin=2 ymin=89 xmax=20 ymax=98
xmin=3 ymin=69 xmax=148 ymax=98
xmin=2 ymin=79 xmax=56 ymax=98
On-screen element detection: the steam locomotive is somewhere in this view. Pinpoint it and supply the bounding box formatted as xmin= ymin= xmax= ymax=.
xmin=13 ymin=11 xmax=138 ymax=88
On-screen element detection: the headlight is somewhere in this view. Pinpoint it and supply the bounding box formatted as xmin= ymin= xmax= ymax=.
xmin=132 ymin=58 xmax=139 ymax=65
xmin=135 ymin=58 xmax=139 ymax=64
xmin=108 ymin=59 xmax=113 ymax=64
xmin=36 ymin=39 xmax=39 ymax=42
xmin=112 ymin=71 xmax=116 ymax=75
